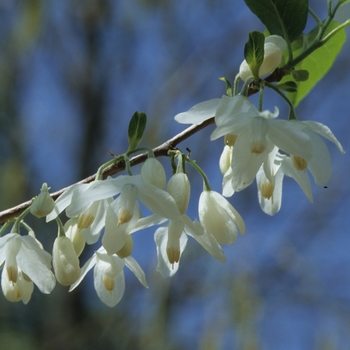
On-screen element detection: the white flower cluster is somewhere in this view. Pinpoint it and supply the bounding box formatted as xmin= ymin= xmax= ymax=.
xmin=0 ymin=35 xmax=344 ymax=307
xmin=175 ymin=36 xmax=345 ymax=215
xmin=0 ymin=158 xmax=245 ymax=306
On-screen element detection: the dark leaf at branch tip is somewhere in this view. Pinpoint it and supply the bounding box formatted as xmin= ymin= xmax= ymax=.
xmin=244 ymin=0 xmax=308 ymax=42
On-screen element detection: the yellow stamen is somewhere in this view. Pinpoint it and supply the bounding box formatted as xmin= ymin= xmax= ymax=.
xmin=260 ymin=181 xmax=274 ymax=200
xmin=292 ymin=155 xmax=308 ymax=170
xmin=77 ymin=213 xmax=94 ymax=229
xmin=103 ymin=275 xmax=115 ymax=292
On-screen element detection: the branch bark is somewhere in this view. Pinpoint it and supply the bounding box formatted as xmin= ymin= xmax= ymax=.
xmin=0 ymin=117 xmax=215 ymax=225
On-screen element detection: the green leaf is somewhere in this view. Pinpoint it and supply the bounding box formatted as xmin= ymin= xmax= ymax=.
xmin=244 ymin=31 xmax=265 ymax=78
xmin=127 ymin=111 xmax=147 ymax=152
xmin=244 ymin=0 xmax=308 ymax=42
xmin=291 ymin=70 xmax=309 ymax=82
xmin=285 ymin=20 xmax=346 ymax=107
xmin=276 ymin=81 xmax=298 ymax=92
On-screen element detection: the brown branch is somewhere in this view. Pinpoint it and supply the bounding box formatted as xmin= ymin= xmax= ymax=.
xmin=0 ymin=117 xmax=215 ymax=225
xmin=0 ymin=69 xmax=286 ymax=226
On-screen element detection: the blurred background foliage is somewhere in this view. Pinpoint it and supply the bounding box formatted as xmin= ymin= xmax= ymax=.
xmin=0 ymin=0 xmax=350 ymax=349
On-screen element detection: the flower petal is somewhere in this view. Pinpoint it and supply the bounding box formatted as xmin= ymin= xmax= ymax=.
xmin=281 ymin=157 xmax=313 ymax=202
xmin=125 ymin=256 xmax=148 ymax=288
xmin=268 ymin=120 xmax=313 ymax=160
xmin=183 ymin=217 xmax=226 ymax=263
xmin=210 ymin=95 xmax=254 ymax=140
xmin=174 ymin=99 xmax=221 ymax=124
xmin=302 ymin=120 xmax=345 ymax=154
xmin=154 ymin=227 xmax=187 ymax=278
xmin=69 ymin=253 xmax=97 ymax=292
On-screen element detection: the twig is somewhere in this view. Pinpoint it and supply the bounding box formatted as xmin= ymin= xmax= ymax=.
xmin=0 ymin=117 xmax=215 ymax=225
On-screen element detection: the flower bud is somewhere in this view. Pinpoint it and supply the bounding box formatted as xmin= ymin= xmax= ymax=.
xmin=239 ymin=35 xmax=287 ymax=81
xmin=53 ymin=236 xmax=80 ymax=286
xmin=166 ymin=173 xmax=191 ymax=215
xmin=30 ymin=183 xmax=55 ymax=218
xmin=199 ymin=190 xmax=245 ymax=245
xmin=141 ymin=157 xmax=166 ymax=189
xmin=64 ymin=218 xmax=85 ymax=257
xmin=219 ymin=145 xmax=232 ymax=175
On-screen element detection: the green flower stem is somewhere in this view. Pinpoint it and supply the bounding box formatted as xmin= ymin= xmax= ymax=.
xmin=321 ymin=19 xmax=350 ymax=43
xmin=283 ymin=4 xmax=348 ymax=70
xmin=258 ymin=81 xmax=265 ymax=112
xmin=56 ymin=216 xmax=66 ymax=238
xmin=265 ymin=81 xmax=297 ymax=120
xmin=308 ymin=8 xmax=323 ymax=27
xmin=123 ymin=155 xmax=132 ymax=176
xmin=0 ymin=220 xmax=12 ymax=236
xmin=186 ymin=157 xmax=211 ymax=191
xmin=21 ymin=221 xmax=34 ymax=234
xmin=10 ymin=204 xmax=33 ymax=234
xmin=96 ymin=155 xmax=125 ymax=180
xmin=233 ymin=73 xmax=240 ymax=96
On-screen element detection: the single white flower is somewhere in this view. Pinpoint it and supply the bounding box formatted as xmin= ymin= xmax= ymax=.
xmin=198 ymin=190 xmax=245 ymax=245
xmin=30 ymin=183 xmax=55 ymax=218
xmin=52 ymin=236 xmax=80 ymax=286
xmin=0 ymin=233 xmax=56 ymax=301
xmin=102 ymin=189 xmax=141 ymax=256
xmin=291 ymin=120 xmax=345 ymax=185
xmin=211 ymin=95 xmax=313 ymax=191
xmin=1 ymin=267 xmax=34 ymax=304
xmin=239 ymin=35 xmax=287 ymax=81
xmin=256 ymin=149 xmax=314 ymax=215
xmin=166 ymin=172 xmax=191 ymax=215
xmin=64 ymin=218 xmax=86 ymax=257
xmin=154 ymin=216 xmax=226 ymax=278
xmin=141 ymin=157 xmax=166 ymax=189
xmin=69 ymin=248 xmax=148 ymax=307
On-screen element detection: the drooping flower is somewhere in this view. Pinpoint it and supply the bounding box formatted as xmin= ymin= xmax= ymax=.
xmin=239 ymin=35 xmax=287 ymax=81
xmin=198 ymin=190 xmax=245 ymax=245
xmin=290 ymin=120 xmax=345 ymax=186
xmin=256 ymin=150 xmax=313 ymax=216
xmin=102 ymin=186 xmax=141 ymax=256
xmin=69 ymin=247 xmax=148 ymax=307
xmin=0 ymin=233 xmax=56 ymax=303
xmin=154 ymin=217 xmax=226 ymax=278
xmin=141 ymin=157 xmax=167 ymax=189
xmin=1 ymin=267 xmax=34 ymax=304
xmin=64 ymin=217 xmax=86 ymax=257
xmin=52 ymin=236 xmax=80 ymax=286
xmin=210 ymin=95 xmax=313 ymax=191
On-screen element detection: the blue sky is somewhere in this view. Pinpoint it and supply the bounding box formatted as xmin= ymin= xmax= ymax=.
xmin=1 ymin=0 xmax=350 ymax=348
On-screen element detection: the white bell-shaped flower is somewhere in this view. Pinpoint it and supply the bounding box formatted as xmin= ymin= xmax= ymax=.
xmin=166 ymin=173 xmax=191 ymax=215
xmin=0 ymin=233 xmax=56 ymax=300
xmin=64 ymin=218 xmax=85 ymax=257
xmin=52 ymin=236 xmax=80 ymax=286
xmin=239 ymin=35 xmax=287 ymax=81
xmin=198 ymin=190 xmax=245 ymax=245
xmin=141 ymin=157 xmax=166 ymax=189
xmin=69 ymin=247 xmax=148 ymax=307
xmin=30 ymin=183 xmax=55 ymax=218
xmin=211 ymin=95 xmax=313 ymax=191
